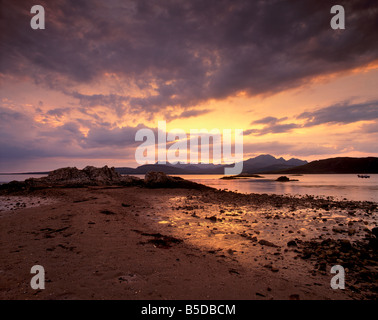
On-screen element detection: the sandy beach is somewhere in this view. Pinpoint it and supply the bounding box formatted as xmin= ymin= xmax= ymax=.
xmin=0 ymin=174 xmax=377 ymax=300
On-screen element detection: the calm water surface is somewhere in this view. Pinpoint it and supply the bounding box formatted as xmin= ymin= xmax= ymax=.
xmin=1 ymin=173 xmax=377 ymax=202
xmin=185 ymin=174 xmax=378 ymax=202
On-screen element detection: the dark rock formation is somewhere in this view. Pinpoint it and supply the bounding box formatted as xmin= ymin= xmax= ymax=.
xmin=144 ymin=171 xmax=211 ymax=190
xmin=276 ymin=176 xmax=290 ymax=182
xmin=0 ymin=166 xmax=142 ymax=190
xmin=0 ymin=168 xmax=210 ymax=192
xmin=275 ymin=176 xmax=298 ymax=182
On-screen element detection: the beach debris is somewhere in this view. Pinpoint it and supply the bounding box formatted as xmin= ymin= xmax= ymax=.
xmin=258 ymin=239 xmax=279 ymax=247
xmin=255 ymin=292 xmax=265 ymax=297
xmin=133 ymin=230 xmax=183 ymax=249
xmin=144 ymin=171 xmax=210 ymax=189
xmin=205 ymin=215 xmax=218 ymax=222
xmin=100 ymin=210 xmax=116 ymax=215
xmin=372 ymin=227 xmax=378 ymax=238
xmin=287 ymin=240 xmax=298 ymax=247
xmin=228 ymin=268 xmax=239 ymax=275
xmin=297 ymin=238 xmax=378 ymax=295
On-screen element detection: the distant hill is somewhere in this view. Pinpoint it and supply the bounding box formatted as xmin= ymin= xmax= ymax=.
xmin=5 ymin=155 xmax=377 ymax=175
xmin=240 ymin=154 xmax=307 ymax=173
xmin=115 ymin=154 xmax=307 ymax=175
xmin=269 ymin=157 xmax=378 ymax=174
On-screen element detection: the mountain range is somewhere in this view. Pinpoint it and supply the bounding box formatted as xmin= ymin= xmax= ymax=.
xmin=270 ymin=157 xmax=378 ymax=174
xmin=2 ymin=155 xmax=377 ymax=175
xmin=115 ymin=154 xmax=307 ymax=174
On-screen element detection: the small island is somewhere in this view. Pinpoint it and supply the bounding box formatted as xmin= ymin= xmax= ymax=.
xmin=220 ymin=173 xmax=264 ymax=180
xmin=275 ymin=176 xmax=299 ymax=182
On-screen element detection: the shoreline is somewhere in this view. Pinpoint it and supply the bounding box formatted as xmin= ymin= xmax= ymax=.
xmin=0 ymin=180 xmax=377 ymax=300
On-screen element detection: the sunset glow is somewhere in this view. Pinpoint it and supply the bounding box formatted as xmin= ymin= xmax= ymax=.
xmin=1 ymin=0 xmax=378 ymax=172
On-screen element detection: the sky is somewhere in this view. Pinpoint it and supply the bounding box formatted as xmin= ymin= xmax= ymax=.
xmin=1 ymin=0 xmax=378 ymax=172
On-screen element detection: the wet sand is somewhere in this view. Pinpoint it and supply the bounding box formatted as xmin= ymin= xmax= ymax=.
xmin=0 ymin=186 xmax=377 ymax=300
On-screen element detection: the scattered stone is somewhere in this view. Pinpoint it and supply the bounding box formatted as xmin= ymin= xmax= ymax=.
xmin=258 ymin=239 xmax=279 ymax=247
xmin=205 ymin=215 xmax=218 ymax=222
xmin=287 ymin=240 xmax=298 ymax=247
xmin=100 ymin=210 xmax=116 ymax=215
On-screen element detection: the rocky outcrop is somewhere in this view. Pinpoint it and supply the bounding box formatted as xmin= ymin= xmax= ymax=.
xmin=29 ymin=165 xmax=136 ymax=187
xmin=0 ymin=166 xmax=142 ymax=190
xmin=144 ymin=171 xmax=211 ymax=190
xmin=0 ymin=168 xmax=210 ymax=191
xmin=275 ymin=176 xmax=298 ymax=182
xmin=144 ymin=171 xmax=175 ymax=187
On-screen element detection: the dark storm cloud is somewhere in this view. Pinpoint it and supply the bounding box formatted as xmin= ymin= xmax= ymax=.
xmin=46 ymin=107 xmax=72 ymax=117
xmin=246 ymin=99 xmax=378 ymax=136
xmin=251 ymin=117 xmax=285 ymax=125
xmin=298 ymin=100 xmax=378 ymax=126
xmin=360 ymin=121 xmax=378 ymax=133
xmin=165 ymin=108 xmax=212 ymax=121
xmin=1 ymin=0 xmax=377 ymax=112
xmin=0 ymin=105 xmax=148 ymax=163
xmin=84 ymin=124 xmax=148 ymax=148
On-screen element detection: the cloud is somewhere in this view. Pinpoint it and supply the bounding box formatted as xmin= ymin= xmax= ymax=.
xmin=46 ymin=107 xmax=72 ymax=118
xmin=246 ymin=99 xmax=378 ymax=136
xmin=0 ymin=105 xmax=150 ymax=169
xmin=251 ymin=117 xmax=283 ymax=125
xmin=70 ymin=92 xmax=130 ymax=117
xmin=298 ymin=100 xmax=378 ymax=126
xmin=360 ymin=121 xmax=378 ymax=133
xmin=246 ymin=117 xmax=300 ymax=136
xmin=243 ymin=141 xmax=344 ymax=158
xmin=1 ymin=0 xmax=378 ymax=113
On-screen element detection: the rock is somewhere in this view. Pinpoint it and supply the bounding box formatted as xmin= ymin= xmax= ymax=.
xmin=332 ymin=226 xmax=346 ymax=233
xmin=339 ymin=240 xmax=352 ymax=252
xmin=368 ymin=238 xmax=378 ymax=250
xmin=318 ymin=262 xmax=327 ymax=271
xmin=144 ymin=171 xmax=171 ymax=186
xmin=276 ymin=176 xmax=290 ymax=182
xmin=258 ymin=239 xmax=279 ymax=247
xmin=144 ymin=171 xmax=211 ymax=189
xmin=372 ymin=227 xmax=378 ymax=238
xmin=348 ymin=228 xmax=356 ymax=236
xmin=206 ymin=215 xmax=218 ymax=222
xmin=287 ymin=240 xmax=298 ymax=247
xmin=1 ymin=166 xmax=142 ymax=189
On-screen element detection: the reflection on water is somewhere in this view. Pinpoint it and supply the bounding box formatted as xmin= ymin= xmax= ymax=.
xmin=1 ymin=173 xmax=377 ymax=202
xmin=144 ymin=192 xmax=377 ymax=274
xmin=183 ymin=174 xmax=378 ymax=202
xmin=0 ymin=174 xmax=47 ymax=184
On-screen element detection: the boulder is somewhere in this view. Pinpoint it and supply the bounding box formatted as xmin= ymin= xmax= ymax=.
xmin=144 ymin=171 xmax=173 ymax=186
xmin=1 ymin=166 xmax=142 ymax=190
xmin=144 ymin=171 xmax=212 ymax=190
xmin=276 ymin=176 xmax=290 ymax=182
xmin=258 ymin=239 xmax=279 ymax=247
